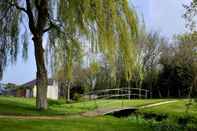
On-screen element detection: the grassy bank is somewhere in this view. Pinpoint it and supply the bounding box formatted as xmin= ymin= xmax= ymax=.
xmin=0 ymin=96 xmax=197 ymax=131
xmin=138 ymin=99 xmax=197 ymax=118
xmin=0 ymin=96 xmax=166 ymax=116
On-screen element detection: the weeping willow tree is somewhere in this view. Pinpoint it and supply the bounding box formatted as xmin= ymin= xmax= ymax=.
xmin=0 ymin=0 xmax=138 ymax=110
xmin=50 ymin=0 xmax=138 ymax=83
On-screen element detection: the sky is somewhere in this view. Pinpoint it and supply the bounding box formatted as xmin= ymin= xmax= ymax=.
xmin=1 ymin=0 xmax=191 ymax=85
xmin=132 ymin=0 xmax=191 ymax=37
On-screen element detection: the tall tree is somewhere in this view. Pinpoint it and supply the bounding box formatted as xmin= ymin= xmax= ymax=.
xmin=0 ymin=0 xmax=138 ymax=110
xmin=183 ymin=2 xmax=197 ymax=96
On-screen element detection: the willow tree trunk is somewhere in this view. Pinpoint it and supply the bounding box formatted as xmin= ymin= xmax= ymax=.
xmin=33 ymin=36 xmax=48 ymax=110
xmin=25 ymin=0 xmax=49 ymax=110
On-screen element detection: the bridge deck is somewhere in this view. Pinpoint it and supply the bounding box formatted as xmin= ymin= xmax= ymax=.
xmin=81 ymin=100 xmax=177 ymax=117
xmin=81 ymin=107 xmax=137 ymax=117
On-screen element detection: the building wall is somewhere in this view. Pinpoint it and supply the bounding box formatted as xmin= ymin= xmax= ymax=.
xmin=47 ymin=81 xmax=59 ymax=100
xmin=26 ymin=89 xmax=31 ymax=98
xmin=26 ymin=88 xmax=33 ymax=98
xmin=32 ymin=81 xmax=59 ymax=100
xmin=16 ymin=89 xmax=26 ymax=97
xmin=33 ymin=85 xmax=36 ymax=98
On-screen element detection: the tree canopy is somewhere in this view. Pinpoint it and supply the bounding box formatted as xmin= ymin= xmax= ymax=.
xmin=0 ymin=0 xmax=138 ymax=109
xmin=48 ymin=0 xmax=138 ymax=81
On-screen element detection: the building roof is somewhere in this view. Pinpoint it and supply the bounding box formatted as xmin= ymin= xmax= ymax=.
xmin=21 ymin=78 xmax=54 ymax=87
xmin=5 ymin=79 xmax=54 ymax=92
xmin=22 ymin=79 xmax=37 ymax=87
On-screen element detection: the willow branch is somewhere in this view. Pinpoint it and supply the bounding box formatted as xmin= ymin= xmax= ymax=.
xmin=9 ymin=2 xmax=27 ymax=13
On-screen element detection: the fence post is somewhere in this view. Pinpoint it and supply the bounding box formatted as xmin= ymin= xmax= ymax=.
xmin=139 ymin=88 xmax=141 ymax=99
xmin=128 ymin=88 xmax=131 ymax=100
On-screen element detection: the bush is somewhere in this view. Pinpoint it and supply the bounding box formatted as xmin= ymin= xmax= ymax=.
xmin=48 ymin=99 xmax=65 ymax=106
xmin=72 ymin=93 xmax=82 ymax=101
xmin=131 ymin=113 xmax=197 ymax=131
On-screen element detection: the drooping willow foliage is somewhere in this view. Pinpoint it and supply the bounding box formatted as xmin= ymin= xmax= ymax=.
xmin=0 ymin=0 xmax=36 ymax=79
xmin=0 ymin=0 xmax=138 ymax=82
xmin=0 ymin=0 xmax=21 ymax=79
xmin=48 ymin=0 xmax=138 ymax=81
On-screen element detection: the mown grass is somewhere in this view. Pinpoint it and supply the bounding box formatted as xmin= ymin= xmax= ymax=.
xmin=0 ymin=96 xmax=64 ymax=116
xmin=138 ymin=99 xmax=197 ymax=118
xmin=0 ymin=116 xmax=153 ymax=131
xmin=0 ymin=97 xmax=197 ymax=131
xmin=137 ymin=99 xmax=197 ymax=130
xmin=0 ymin=96 xmax=167 ymax=116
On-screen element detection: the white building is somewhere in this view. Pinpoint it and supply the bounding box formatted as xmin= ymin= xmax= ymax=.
xmin=22 ymin=79 xmax=59 ymax=100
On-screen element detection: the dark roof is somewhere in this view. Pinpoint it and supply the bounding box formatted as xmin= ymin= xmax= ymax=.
xmin=21 ymin=78 xmax=54 ymax=88
xmin=6 ymin=78 xmax=55 ymax=92
xmin=22 ymin=79 xmax=37 ymax=87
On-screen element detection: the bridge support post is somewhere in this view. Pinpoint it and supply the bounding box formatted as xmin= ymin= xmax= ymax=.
xmin=139 ymin=89 xmax=141 ymax=99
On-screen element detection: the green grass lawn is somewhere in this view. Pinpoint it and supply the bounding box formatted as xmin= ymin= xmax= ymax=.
xmin=0 ymin=96 xmax=197 ymax=131
xmin=0 ymin=96 xmax=64 ymax=116
xmin=1 ymin=96 xmax=196 ymax=117
xmin=0 ymin=116 xmax=153 ymax=131
xmin=138 ymin=99 xmax=197 ymax=118
xmin=0 ymin=96 xmax=167 ymax=116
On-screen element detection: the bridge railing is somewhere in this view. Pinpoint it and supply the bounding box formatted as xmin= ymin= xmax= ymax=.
xmin=82 ymin=88 xmax=151 ymax=100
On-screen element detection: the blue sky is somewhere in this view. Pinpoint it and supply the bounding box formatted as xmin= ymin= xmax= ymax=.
xmin=132 ymin=0 xmax=191 ymax=37
xmin=1 ymin=0 xmax=191 ymax=85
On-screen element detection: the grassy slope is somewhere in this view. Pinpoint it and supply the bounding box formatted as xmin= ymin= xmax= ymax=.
xmin=0 ymin=96 xmax=166 ymax=116
xmin=138 ymin=99 xmax=197 ymax=118
xmin=0 ymin=97 xmax=196 ymax=131
xmin=1 ymin=96 xmax=196 ymax=117
xmin=0 ymin=96 xmax=63 ymax=116
xmin=0 ymin=96 xmax=168 ymax=131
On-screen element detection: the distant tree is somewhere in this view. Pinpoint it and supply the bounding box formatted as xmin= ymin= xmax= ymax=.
xmin=131 ymin=30 xmax=165 ymax=96
xmin=183 ymin=0 xmax=197 ymax=32
xmin=5 ymin=83 xmax=17 ymax=89
xmin=88 ymin=61 xmax=100 ymax=91
xmin=138 ymin=32 xmax=164 ymax=91
xmin=0 ymin=0 xmax=138 ymax=110
xmin=177 ymin=33 xmax=197 ymax=97
xmin=158 ymin=33 xmax=197 ymax=97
